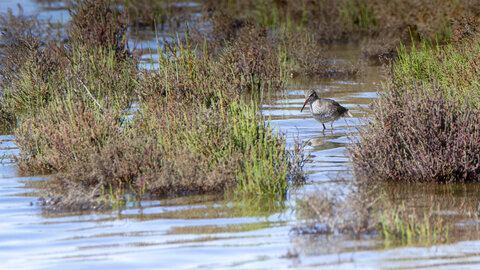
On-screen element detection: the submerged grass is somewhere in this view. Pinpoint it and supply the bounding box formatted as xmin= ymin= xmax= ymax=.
xmin=376 ymin=202 xmax=449 ymax=247
xmin=297 ymin=181 xmax=457 ymax=247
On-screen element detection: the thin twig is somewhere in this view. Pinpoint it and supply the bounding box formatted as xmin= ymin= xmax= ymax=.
xmin=76 ymin=78 xmax=104 ymax=112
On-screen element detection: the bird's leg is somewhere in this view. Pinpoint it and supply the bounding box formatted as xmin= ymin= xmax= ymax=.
xmin=330 ymin=122 xmax=333 ymax=131
xmin=322 ymin=123 xmax=326 ymax=130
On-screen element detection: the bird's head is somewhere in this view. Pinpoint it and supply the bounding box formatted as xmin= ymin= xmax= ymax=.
xmin=301 ymin=90 xmax=318 ymax=112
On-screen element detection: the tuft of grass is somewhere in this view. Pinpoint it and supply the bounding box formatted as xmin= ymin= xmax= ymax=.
xmin=340 ymin=0 xmax=377 ymax=30
xmin=376 ymin=202 xmax=449 ymax=246
xmin=69 ymin=0 xmax=132 ymax=59
xmin=297 ymin=181 xmax=452 ymax=247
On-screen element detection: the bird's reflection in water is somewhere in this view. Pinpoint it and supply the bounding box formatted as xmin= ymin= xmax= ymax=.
xmin=303 ymin=133 xmax=347 ymax=152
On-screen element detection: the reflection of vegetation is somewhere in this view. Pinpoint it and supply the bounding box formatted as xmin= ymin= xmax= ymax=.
xmin=119 ymin=0 xmax=192 ymax=28
xmin=123 ymin=194 xmax=287 ymax=222
xmin=167 ymin=222 xmax=277 ymax=235
xmin=229 ymin=195 xmax=288 ymax=217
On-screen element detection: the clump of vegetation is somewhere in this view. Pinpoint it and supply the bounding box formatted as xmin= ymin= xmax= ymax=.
xmin=350 ymin=27 xmax=480 ymax=182
xmin=0 ymin=6 xmax=53 ymax=88
xmin=297 ymin=181 xmax=453 ymax=246
xmin=283 ymin=31 xmax=361 ymax=77
xmin=1 ymin=0 xmax=137 ymax=121
xmin=361 ymin=36 xmax=401 ymax=63
xmin=2 ymin=0 xmax=305 ymax=209
xmin=217 ymin=23 xmax=284 ymax=91
xmin=196 ymin=12 xmax=362 ymax=80
xmin=0 ymin=5 xmax=59 ymax=128
xmin=69 ymin=0 xmax=132 ymax=59
xmin=133 ymin=36 xmax=305 ymax=197
xmin=350 ymin=86 xmax=480 ymax=182
xmin=377 ymin=202 xmax=448 ymax=246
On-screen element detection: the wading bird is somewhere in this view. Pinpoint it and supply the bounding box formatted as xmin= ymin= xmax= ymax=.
xmin=300 ymin=89 xmax=352 ymax=132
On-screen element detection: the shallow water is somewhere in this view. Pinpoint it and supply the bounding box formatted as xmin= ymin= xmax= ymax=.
xmin=3 ymin=1 xmax=480 ymax=269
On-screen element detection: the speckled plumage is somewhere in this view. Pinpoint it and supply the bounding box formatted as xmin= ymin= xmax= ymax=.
xmin=301 ymin=89 xmax=351 ymax=130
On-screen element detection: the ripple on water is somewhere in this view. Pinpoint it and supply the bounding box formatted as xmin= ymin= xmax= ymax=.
xmin=4 ymin=5 xmax=480 ymax=268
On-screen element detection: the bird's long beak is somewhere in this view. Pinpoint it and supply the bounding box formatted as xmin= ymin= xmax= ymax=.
xmin=300 ymin=97 xmax=310 ymax=112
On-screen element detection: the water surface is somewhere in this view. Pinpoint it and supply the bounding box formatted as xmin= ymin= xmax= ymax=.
xmin=2 ymin=1 xmax=480 ymax=269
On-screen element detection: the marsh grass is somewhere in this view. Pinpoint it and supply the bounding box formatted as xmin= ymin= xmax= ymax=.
xmin=298 ymin=181 xmax=456 ymax=247
xmin=129 ymin=36 xmax=306 ymax=198
xmin=350 ymin=34 xmax=480 ymax=183
xmin=376 ymin=202 xmax=449 ymax=247
xmin=340 ymin=0 xmax=377 ymax=31
xmin=0 ymin=5 xmax=60 ymax=127
xmin=69 ymin=0 xmax=132 ymax=59
xmin=282 ymin=31 xmax=361 ymax=78
xmin=393 ymin=37 xmax=480 ymax=108
xmin=7 ymin=0 xmax=306 ymax=209
xmin=196 ymin=12 xmax=361 ymax=80
xmin=350 ymin=86 xmax=480 ymax=183
xmin=5 ymin=43 xmax=136 ymax=118
xmin=0 ymin=6 xmax=54 ymax=89
xmin=202 ymin=0 xmax=479 ymax=43
xmin=2 ymin=0 xmax=137 ymax=120
xmin=344 ymin=32 xmax=480 ymax=241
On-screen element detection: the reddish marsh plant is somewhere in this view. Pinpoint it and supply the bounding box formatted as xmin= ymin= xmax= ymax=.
xmin=350 ymin=85 xmax=480 ymax=182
